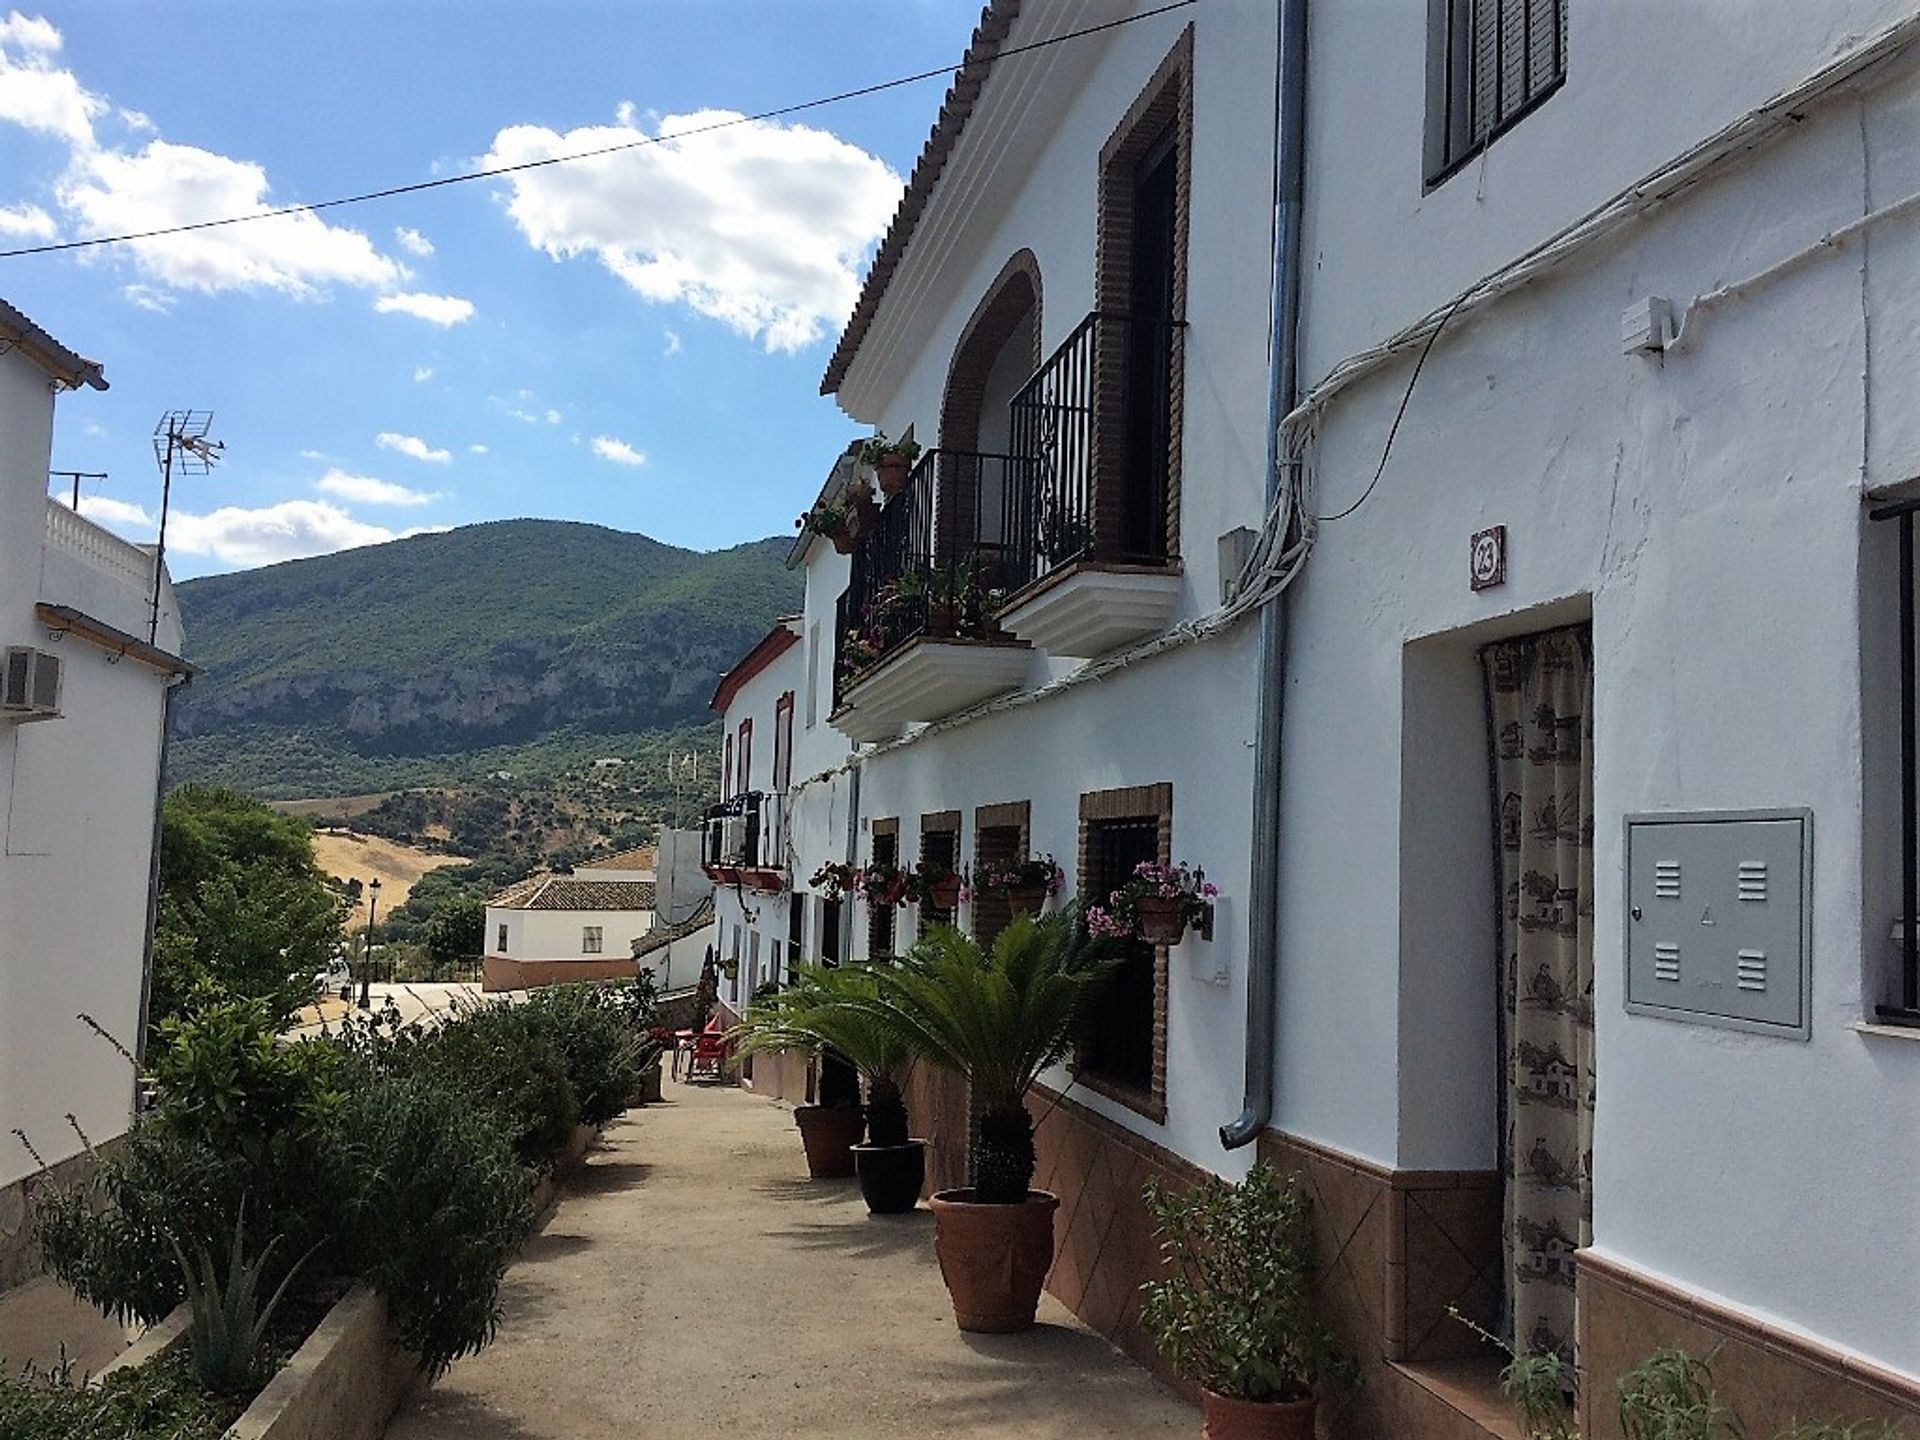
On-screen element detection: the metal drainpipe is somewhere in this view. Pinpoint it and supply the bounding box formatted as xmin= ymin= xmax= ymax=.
xmin=1222 ymin=0 xmax=1308 ymax=1150
xmin=134 ymin=671 xmax=187 ymax=1082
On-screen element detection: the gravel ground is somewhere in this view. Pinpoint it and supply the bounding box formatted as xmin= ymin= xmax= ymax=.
xmin=388 ymin=1078 xmax=1197 ymax=1440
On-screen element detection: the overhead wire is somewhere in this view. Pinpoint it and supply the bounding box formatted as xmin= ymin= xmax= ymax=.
xmin=0 ymin=0 xmax=1196 ymax=263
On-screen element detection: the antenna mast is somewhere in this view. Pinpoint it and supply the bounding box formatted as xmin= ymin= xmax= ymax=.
xmin=150 ymin=411 xmax=222 ymax=646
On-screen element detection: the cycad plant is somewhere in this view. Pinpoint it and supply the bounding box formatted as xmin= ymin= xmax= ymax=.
xmin=733 ymin=963 xmax=914 ymax=1145
xmin=856 ymin=911 xmax=1116 ymax=1202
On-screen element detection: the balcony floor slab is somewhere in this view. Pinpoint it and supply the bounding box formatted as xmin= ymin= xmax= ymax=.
xmin=999 ymin=564 xmax=1182 ymax=659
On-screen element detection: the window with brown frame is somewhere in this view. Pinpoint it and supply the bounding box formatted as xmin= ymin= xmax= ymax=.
xmin=972 ymin=800 xmax=1031 ymax=953
xmin=918 ymin=811 xmax=961 ymax=938
xmin=1077 ymin=784 xmax=1171 ymax=1120
xmin=869 ymin=821 xmax=899 ymax=960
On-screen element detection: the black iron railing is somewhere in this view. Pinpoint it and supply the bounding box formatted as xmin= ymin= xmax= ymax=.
xmin=701 ymin=790 xmax=784 ymax=875
xmin=1007 ymin=311 xmax=1185 ymax=591
xmin=832 ymin=448 xmax=1031 ymax=697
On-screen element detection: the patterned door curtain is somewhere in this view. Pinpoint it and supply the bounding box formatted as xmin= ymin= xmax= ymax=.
xmin=1483 ymin=624 xmax=1594 ymax=1364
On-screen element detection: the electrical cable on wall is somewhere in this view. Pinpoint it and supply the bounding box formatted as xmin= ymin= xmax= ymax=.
xmin=0 ymin=1 xmax=1196 ymax=264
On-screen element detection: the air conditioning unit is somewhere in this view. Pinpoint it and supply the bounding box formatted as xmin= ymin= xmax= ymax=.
xmin=720 ymin=816 xmax=748 ymax=865
xmin=1 ymin=647 xmax=61 ymax=721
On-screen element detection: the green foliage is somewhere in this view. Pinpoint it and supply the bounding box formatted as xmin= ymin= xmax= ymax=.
xmin=1503 ymin=1352 xmax=1579 ymax=1440
xmin=523 ymin=984 xmax=646 ymax=1127
xmin=1618 ymin=1350 xmax=1727 ymax=1440
xmin=0 ymin=1353 xmax=234 ymax=1440
xmin=1138 ymin=1162 xmax=1342 ymax=1404
xmin=172 ymin=1215 xmax=311 ymax=1396
xmin=413 ymin=1002 xmax=581 ymax=1166
xmin=733 ymin=963 xmax=914 ymax=1144
xmin=152 ymin=787 xmax=344 ymax=1035
xmin=848 ymin=912 xmax=1116 ymax=1201
xmin=425 ymin=897 xmax=487 ymax=969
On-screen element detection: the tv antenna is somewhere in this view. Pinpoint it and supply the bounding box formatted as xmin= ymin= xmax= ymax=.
xmin=151 ymin=410 xmax=222 ymax=645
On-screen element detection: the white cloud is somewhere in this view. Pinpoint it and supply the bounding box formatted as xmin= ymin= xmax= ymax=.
xmin=591 ymin=435 xmax=646 ymax=467
xmin=0 ymin=16 xmax=98 ymax=146
xmin=80 ymin=417 xmax=103 ymax=437
xmin=298 ymin=448 xmax=328 ymax=461
xmin=0 ymin=12 xmax=61 ymax=51
xmin=482 ymin=106 xmax=900 ymax=352
xmin=120 ymin=282 xmax=173 ymax=313
xmin=73 ymin=493 xmax=154 ymax=530
xmin=394 ymin=226 xmax=434 ymax=257
xmin=0 ymin=201 xmax=54 ymax=238
xmin=412 ymin=365 xmax=434 ymax=382
xmin=662 ymin=327 xmax=681 ymax=357
xmin=373 ymin=291 xmax=474 ymax=326
xmin=167 ymin=499 xmax=406 ymax=567
xmin=468 ymin=443 xmax=489 ymax=456
xmin=316 ymin=468 xmax=439 ymax=507
xmin=544 ymin=407 xmax=561 ymax=425
xmin=375 ymin=431 xmax=451 ymax=464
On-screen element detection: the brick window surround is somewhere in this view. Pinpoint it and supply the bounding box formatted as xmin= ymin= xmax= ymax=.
xmin=1091 ymin=27 xmax=1192 ymax=567
xmin=972 ymin=800 xmax=1032 ymax=952
xmin=918 ymin=810 xmax=962 ymax=938
xmin=1077 ymin=783 xmax=1171 ymax=1123
xmin=937 ymin=249 xmax=1042 ymax=569
xmin=869 ymin=818 xmax=899 ymax=960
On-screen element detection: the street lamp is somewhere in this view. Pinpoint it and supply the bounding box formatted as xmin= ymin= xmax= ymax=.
xmin=358 ymin=877 xmax=382 ymax=1010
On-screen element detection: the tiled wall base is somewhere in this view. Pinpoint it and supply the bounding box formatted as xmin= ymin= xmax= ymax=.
xmin=741 ymin=1047 xmax=813 ymax=1105
xmin=1578 ymin=1252 xmax=1920 ymax=1437
xmin=905 ymin=1064 xmax=970 ymax=1197
xmin=482 ymin=956 xmax=639 ymax=990
xmin=0 ymin=1141 xmax=117 ymax=1295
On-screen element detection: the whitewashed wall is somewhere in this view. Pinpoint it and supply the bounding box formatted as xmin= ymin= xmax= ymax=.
xmin=1289 ymin=4 xmax=1920 ymax=1377
xmin=486 ymin=905 xmax=655 ymax=964
xmin=0 ymin=345 xmax=175 ymax=1192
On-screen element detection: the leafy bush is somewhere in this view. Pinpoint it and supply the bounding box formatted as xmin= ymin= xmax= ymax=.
xmin=414 ymin=1002 xmax=581 ymax=1166
xmin=523 ymin=985 xmax=646 ymax=1126
xmin=1138 ymin=1161 xmax=1343 ymax=1403
xmin=1618 ymin=1350 xmax=1725 ymax=1440
xmin=0 ymin=1354 xmax=234 ymax=1440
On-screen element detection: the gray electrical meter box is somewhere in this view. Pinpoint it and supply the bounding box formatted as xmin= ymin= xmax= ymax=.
xmin=1624 ymin=809 xmax=1812 ymax=1039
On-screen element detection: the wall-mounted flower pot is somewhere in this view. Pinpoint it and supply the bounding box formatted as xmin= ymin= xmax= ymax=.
xmin=794 ymin=1103 xmax=865 ymax=1178
xmin=926 ymin=873 xmax=963 ymax=910
xmin=875 ymin=454 xmax=913 ymax=496
xmin=928 ymin=1188 xmax=1059 ymax=1332
xmin=1199 ymin=1390 xmax=1317 ymax=1440
xmin=829 ymin=527 xmax=859 ymax=555
xmin=1134 ymin=896 xmax=1189 ymax=946
xmin=852 ymin=1138 xmax=926 ymax=1213
xmin=1006 ymin=885 xmax=1049 ymax=916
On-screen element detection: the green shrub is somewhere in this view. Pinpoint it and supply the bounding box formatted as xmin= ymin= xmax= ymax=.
xmin=415 ymin=1002 xmax=580 ymax=1166
xmin=1503 ymin=1352 xmax=1578 ymax=1440
xmin=1618 ymin=1350 xmax=1726 ymax=1440
xmin=173 ymin=1216 xmax=311 ymax=1396
xmin=0 ymin=1353 xmax=234 ymax=1440
xmin=524 ymin=985 xmax=644 ymax=1126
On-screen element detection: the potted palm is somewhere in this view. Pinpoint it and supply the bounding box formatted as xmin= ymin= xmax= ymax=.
xmin=734 ymin=963 xmax=925 ymax=1213
xmin=1140 ymin=1162 xmax=1345 ymax=1439
xmin=851 ymin=911 xmax=1116 ymax=1331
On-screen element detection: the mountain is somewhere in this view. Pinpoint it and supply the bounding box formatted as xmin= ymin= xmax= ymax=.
xmin=167 ymin=520 xmax=801 ymax=800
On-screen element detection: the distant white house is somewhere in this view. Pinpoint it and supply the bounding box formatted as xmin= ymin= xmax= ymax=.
xmin=483 ymin=845 xmax=658 ymax=990
xmin=0 ymin=298 xmax=187 ymax=1292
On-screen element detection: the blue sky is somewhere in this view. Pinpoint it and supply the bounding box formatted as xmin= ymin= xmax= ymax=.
xmin=0 ymin=2 xmax=981 ymax=577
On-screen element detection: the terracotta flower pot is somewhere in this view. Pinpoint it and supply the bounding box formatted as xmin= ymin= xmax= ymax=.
xmin=1200 ymin=1390 xmax=1316 ymax=1440
xmin=852 ymin=1139 xmax=926 ymax=1214
xmin=829 ymin=527 xmax=858 ymax=555
xmin=928 ymin=1188 xmax=1058 ymax=1332
xmin=1134 ymin=895 xmax=1189 ymax=946
xmin=926 ymin=873 xmax=963 ymax=910
xmin=1007 ymin=884 xmax=1049 ymax=916
xmin=794 ymin=1103 xmax=865 ymax=1179
xmin=876 ymin=454 xmax=913 ymax=496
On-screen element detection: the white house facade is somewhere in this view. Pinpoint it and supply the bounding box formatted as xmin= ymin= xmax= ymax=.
xmin=483 ymin=848 xmax=658 ymax=991
xmin=725 ymin=0 xmax=1920 ymax=1432
xmin=0 ymin=299 xmax=186 ymax=1292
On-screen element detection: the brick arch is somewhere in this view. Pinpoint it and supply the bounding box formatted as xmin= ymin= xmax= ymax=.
xmin=939 ymin=248 xmax=1043 ymax=455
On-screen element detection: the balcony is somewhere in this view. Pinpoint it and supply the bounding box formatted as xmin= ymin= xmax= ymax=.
xmin=41 ymin=497 xmax=178 ymax=649
xmin=828 ymin=449 xmax=1033 ymax=740
xmin=998 ymin=312 xmax=1184 ymax=658
xmin=701 ymin=791 xmax=786 ymax=892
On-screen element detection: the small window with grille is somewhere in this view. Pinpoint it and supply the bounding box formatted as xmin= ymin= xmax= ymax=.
xmin=582 ymin=925 xmax=603 ymax=955
xmin=1426 ymin=0 xmax=1567 ymax=185
xmin=972 ymin=823 xmax=1024 ymax=952
xmin=497 ymin=923 xmax=509 ymax=954
xmin=919 ymin=823 xmax=960 ymax=938
xmin=869 ymin=830 xmax=899 ymax=959
xmin=1081 ymin=815 xmax=1160 ymax=1093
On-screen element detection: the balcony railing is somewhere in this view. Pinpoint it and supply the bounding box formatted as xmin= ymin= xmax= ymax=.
xmin=701 ymin=790 xmax=785 ymax=886
xmin=832 ymin=448 xmax=1032 ymax=700
xmin=1007 ymin=311 xmax=1185 ymax=591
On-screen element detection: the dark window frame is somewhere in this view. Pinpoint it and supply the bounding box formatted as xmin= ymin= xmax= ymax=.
xmin=918 ymin=811 xmax=961 ymax=939
xmin=1424 ymin=0 xmax=1568 ymax=188
xmin=1075 ymin=783 xmax=1172 ymax=1122
xmin=1873 ymin=497 xmax=1920 ymax=1025
xmin=972 ymin=800 xmax=1032 ymax=953
xmin=869 ymin=820 xmax=900 ymax=960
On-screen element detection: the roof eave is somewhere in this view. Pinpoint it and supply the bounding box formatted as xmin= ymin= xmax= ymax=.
xmin=0 ymin=298 xmax=109 ymax=391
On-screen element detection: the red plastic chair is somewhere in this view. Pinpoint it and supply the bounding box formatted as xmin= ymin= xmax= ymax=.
xmin=686 ymin=1022 xmax=729 ymax=1083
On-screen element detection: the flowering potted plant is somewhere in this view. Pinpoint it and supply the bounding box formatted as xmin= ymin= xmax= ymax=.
xmin=810 ymin=860 xmax=860 ymax=901
xmin=856 ymin=860 xmax=920 ymax=909
xmin=1087 ymin=860 xmax=1218 ymax=946
xmin=915 ymin=858 xmax=963 ymax=911
xmin=796 ymin=478 xmax=877 ymax=554
xmin=968 ymin=855 xmax=1064 ymax=916
xmin=860 ymin=433 xmax=923 ymax=497
xmin=841 ymin=626 xmax=885 ymax=677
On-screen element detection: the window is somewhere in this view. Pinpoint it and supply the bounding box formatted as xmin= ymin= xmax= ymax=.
xmin=869 ymin=825 xmax=899 ymax=959
xmin=497 ymin=923 xmax=509 ymax=953
xmin=1077 ymin=783 xmax=1172 ymax=1119
xmin=820 ymin=893 xmax=844 ymax=968
xmin=724 ymin=732 xmax=735 ymax=799
xmin=787 ymin=892 xmax=806 ymax=984
xmin=1426 ymin=0 xmax=1567 ymax=184
xmin=738 ymin=718 xmax=754 ymax=795
xmin=919 ymin=812 xmax=961 ymax=938
xmin=582 ymin=925 xmax=603 ymax=955
xmin=973 ymin=801 xmax=1031 ymax=952
xmin=806 ymin=622 xmax=822 ymax=729
xmin=1871 ymin=497 xmax=1920 ymax=1024
xmin=773 ymin=693 xmax=795 ymax=792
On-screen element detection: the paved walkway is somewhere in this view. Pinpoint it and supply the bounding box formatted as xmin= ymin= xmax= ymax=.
xmin=0 ymin=1275 xmax=132 ymax=1376
xmin=390 ymin=1079 xmax=1196 ymax=1439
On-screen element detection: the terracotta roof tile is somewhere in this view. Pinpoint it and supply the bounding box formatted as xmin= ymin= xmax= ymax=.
xmin=489 ymin=877 xmax=658 ymax=911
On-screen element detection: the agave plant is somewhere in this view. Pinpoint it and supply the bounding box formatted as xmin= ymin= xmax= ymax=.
xmin=170 ymin=1213 xmax=313 ymax=1395
xmin=732 ymin=964 xmax=913 ymax=1145
xmin=855 ymin=910 xmax=1116 ymax=1203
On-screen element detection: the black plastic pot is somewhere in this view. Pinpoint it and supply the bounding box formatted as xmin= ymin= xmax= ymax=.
xmin=852 ymin=1139 xmax=927 ymax=1214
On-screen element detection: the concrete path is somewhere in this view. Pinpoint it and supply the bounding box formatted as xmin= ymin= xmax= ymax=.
xmin=389 ymin=1079 xmax=1197 ymax=1440
xmin=0 ymin=1275 xmax=133 ymax=1376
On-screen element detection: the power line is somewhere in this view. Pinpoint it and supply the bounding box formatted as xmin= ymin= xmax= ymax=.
xmin=0 ymin=1 xmax=1196 ymax=264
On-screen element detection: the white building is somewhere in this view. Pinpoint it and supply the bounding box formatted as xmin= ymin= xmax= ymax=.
xmin=0 ymin=299 xmax=186 ymax=1291
xmin=483 ymin=845 xmax=657 ymax=991
xmin=737 ymin=0 xmax=1920 ymax=1431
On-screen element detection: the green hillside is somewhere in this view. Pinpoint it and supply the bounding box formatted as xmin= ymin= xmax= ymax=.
xmin=168 ymin=519 xmax=800 ymax=802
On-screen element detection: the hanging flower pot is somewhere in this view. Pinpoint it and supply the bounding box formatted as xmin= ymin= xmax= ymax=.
xmin=926 ymin=871 xmax=963 ymax=910
xmin=875 ymin=454 xmax=913 ymax=496
xmin=1007 ymin=884 xmax=1049 ymax=916
xmin=829 ymin=525 xmax=859 ymax=556
xmin=1134 ymin=895 xmax=1188 ymax=946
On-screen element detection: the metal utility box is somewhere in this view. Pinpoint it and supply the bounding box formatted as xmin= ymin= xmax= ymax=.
xmin=1624 ymin=809 xmax=1812 ymax=1039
